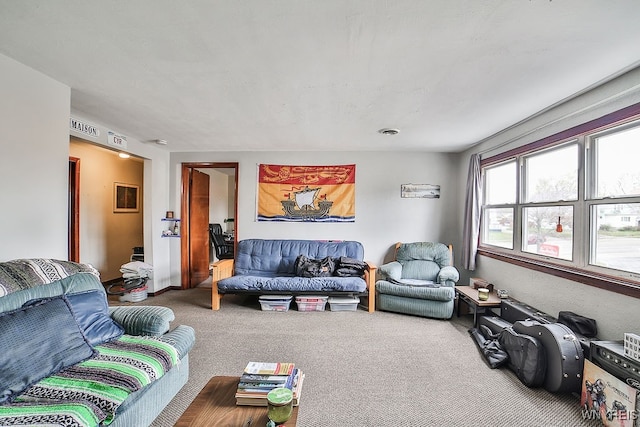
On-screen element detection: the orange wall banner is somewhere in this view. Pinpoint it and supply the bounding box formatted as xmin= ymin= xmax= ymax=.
xmin=257 ymin=164 xmax=356 ymax=222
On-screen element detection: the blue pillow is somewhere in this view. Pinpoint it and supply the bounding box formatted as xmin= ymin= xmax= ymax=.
xmin=0 ymin=296 xmax=96 ymax=403
xmin=66 ymin=290 xmax=124 ymax=346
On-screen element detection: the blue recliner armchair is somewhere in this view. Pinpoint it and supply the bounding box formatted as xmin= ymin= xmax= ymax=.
xmin=376 ymin=242 xmax=460 ymax=319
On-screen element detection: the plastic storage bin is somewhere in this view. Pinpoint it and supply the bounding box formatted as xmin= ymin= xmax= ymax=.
xmin=328 ymin=296 xmax=360 ymax=311
xmin=259 ymin=295 xmax=293 ymax=312
xmin=295 ymin=296 xmax=328 ymax=311
xmin=119 ymin=285 xmax=148 ymax=303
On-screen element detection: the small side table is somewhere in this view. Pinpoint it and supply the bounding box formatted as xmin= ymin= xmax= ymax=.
xmin=455 ymin=286 xmax=502 ymax=326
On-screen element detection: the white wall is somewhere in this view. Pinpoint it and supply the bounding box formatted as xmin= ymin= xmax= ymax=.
xmin=0 ymin=54 xmax=70 ymax=260
xmin=169 ymin=151 xmax=459 ymax=267
xmin=455 ymin=68 xmax=640 ymax=340
xmin=205 ymin=169 xmax=231 ymax=226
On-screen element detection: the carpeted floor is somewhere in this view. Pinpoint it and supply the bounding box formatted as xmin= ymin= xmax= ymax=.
xmin=127 ymin=285 xmax=600 ymax=427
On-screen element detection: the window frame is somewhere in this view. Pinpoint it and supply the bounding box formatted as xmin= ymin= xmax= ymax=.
xmin=478 ymin=102 xmax=640 ymax=300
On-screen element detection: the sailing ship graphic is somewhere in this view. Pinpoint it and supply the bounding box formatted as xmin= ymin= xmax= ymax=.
xmin=281 ymin=186 xmax=333 ymax=220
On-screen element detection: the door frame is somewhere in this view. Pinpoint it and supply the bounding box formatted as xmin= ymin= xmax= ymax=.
xmin=68 ymin=157 xmax=80 ymax=262
xmin=180 ymin=162 xmax=239 ymax=289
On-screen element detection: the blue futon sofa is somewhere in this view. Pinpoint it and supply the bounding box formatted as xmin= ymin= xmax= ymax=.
xmin=211 ymin=239 xmax=377 ymax=312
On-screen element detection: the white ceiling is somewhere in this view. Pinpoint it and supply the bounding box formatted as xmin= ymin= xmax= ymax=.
xmin=1 ymin=1 xmax=640 ymax=153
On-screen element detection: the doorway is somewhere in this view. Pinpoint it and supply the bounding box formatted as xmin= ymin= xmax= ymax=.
xmin=68 ymin=138 xmax=144 ymax=281
xmin=180 ymin=162 xmax=238 ymax=289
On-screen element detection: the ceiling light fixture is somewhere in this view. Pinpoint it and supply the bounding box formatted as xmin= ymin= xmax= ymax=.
xmin=118 ymin=152 xmax=130 ymax=159
xmin=378 ymin=128 xmax=400 ymax=135
xmin=154 ymin=139 xmax=168 ymax=145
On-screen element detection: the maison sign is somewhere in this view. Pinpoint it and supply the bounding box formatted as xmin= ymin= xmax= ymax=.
xmin=69 ymin=117 xmax=100 ymax=138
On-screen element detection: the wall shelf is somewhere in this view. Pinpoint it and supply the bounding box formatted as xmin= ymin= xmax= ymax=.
xmin=162 ymin=218 xmax=181 ymax=237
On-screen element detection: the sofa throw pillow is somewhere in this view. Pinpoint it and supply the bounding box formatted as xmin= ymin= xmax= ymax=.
xmin=23 ymin=291 xmax=124 ymax=346
xmin=66 ymin=290 xmax=125 ymax=345
xmin=0 ymin=296 xmax=96 ymax=403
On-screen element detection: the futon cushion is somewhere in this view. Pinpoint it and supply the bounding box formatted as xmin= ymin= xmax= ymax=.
xmin=0 ymin=296 xmax=95 ymax=403
xmin=218 ymin=275 xmax=367 ymax=292
xmin=233 ymin=239 xmax=364 ymax=276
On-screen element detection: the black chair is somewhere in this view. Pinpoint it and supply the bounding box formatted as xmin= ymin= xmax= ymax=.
xmin=209 ymin=223 xmax=234 ymax=260
xmin=210 ymin=223 xmax=223 ymax=236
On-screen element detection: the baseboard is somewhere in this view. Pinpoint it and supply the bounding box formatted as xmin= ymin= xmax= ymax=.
xmin=148 ymin=286 xmax=182 ymax=297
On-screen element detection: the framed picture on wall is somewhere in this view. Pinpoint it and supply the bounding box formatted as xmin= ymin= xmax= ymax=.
xmin=401 ymin=184 xmax=440 ymax=198
xmin=113 ymin=183 xmax=139 ymax=213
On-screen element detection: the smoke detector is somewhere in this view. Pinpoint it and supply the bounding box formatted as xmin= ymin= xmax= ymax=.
xmin=378 ymin=128 xmax=400 ymax=135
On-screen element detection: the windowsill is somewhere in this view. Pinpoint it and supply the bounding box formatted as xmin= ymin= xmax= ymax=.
xmin=477 ymin=247 xmax=640 ymax=299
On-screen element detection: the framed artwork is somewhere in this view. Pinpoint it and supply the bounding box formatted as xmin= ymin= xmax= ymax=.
xmin=401 ymin=184 xmax=440 ymax=198
xmin=113 ymin=183 xmax=139 ymax=212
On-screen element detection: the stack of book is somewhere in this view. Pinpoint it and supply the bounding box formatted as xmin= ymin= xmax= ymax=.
xmin=235 ymin=361 xmax=305 ymax=406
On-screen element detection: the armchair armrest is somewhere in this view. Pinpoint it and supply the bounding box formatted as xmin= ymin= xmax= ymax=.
xmin=437 ymin=265 xmax=460 ymax=286
xmin=363 ymin=261 xmax=377 ymax=313
xmin=211 ymin=258 xmax=234 ymax=310
xmin=109 ymin=306 xmax=175 ymax=336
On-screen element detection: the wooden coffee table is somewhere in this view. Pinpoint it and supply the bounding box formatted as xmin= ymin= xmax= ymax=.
xmin=175 ymin=376 xmax=299 ymax=426
xmin=455 ymin=285 xmax=502 ymax=326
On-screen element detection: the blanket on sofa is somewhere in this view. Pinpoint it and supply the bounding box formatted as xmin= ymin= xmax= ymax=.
xmin=0 ymin=259 xmax=100 ymax=297
xmin=0 ymin=335 xmax=178 ymax=427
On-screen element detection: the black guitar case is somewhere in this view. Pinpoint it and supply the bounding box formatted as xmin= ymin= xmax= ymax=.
xmin=500 ymin=298 xmax=556 ymax=324
xmin=498 ymin=327 xmax=547 ymax=388
xmin=513 ymin=320 xmax=584 ymax=394
xmin=500 ymin=298 xmax=596 ymax=359
xmin=478 ymin=315 xmax=513 ymax=336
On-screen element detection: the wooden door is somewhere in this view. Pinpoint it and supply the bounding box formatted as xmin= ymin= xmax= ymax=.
xmin=181 ymin=162 xmax=238 ymax=290
xmin=189 ymin=169 xmax=210 ymax=287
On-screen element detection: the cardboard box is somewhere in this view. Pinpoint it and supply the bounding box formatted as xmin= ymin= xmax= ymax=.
xmin=469 ymin=277 xmax=494 ymax=292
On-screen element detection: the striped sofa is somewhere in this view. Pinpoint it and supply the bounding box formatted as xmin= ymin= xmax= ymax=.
xmin=0 ymin=259 xmax=195 ymax=427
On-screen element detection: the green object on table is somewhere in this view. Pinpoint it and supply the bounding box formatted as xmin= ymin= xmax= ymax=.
xmin=266 ymin=387 xmax=293 ymax=424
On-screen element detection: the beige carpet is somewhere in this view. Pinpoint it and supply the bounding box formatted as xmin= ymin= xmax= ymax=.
xmin=136 ymin=286 xmax=600 ymax=427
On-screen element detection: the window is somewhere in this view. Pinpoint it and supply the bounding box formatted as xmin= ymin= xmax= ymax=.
xmin=483 ymin=207 xmax=514 ymax=249
xmin=479 ymin=104 xmax=640 ymax=296
xmin=592 ymin=203 xmax=640 ymax=275
xmin=592 ymin=124 xmax=640 ymax=199
xmin=482 ymin=162 xmax=516 ymax=249
xmin=522 ymin=206 xmax=573 ymax=261
xmin=523 ymin=143 xmax=578 ymax=203
xmin=485 ymin=161 xmax=516 ymax=204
